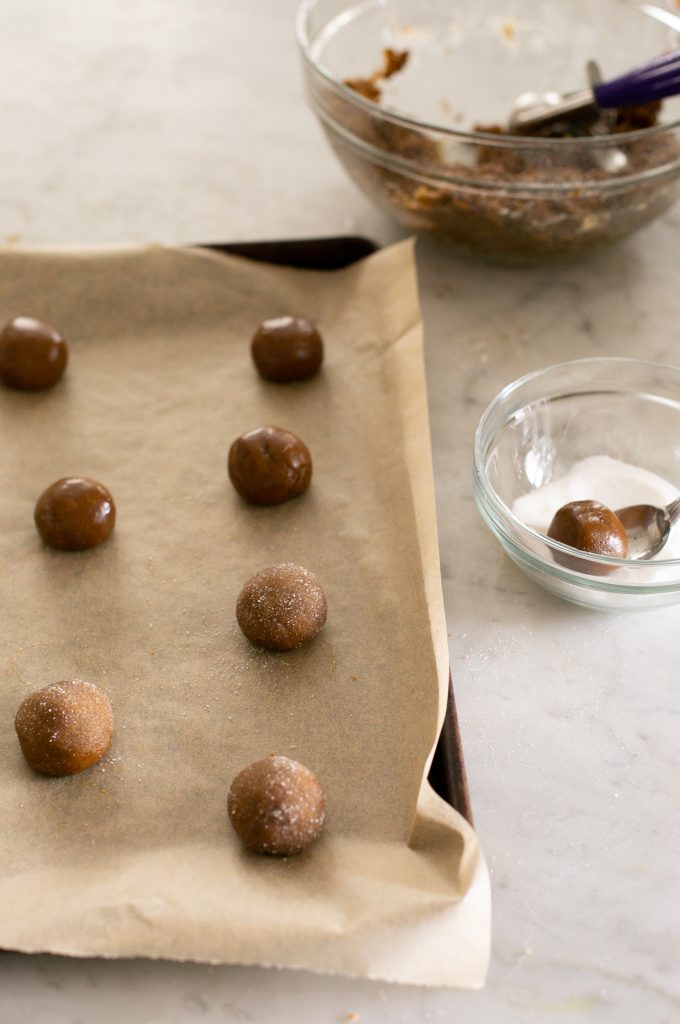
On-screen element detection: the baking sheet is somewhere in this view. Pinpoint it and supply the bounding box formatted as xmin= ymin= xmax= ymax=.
xmin=0 ymin=240 xmax=490 ymax=987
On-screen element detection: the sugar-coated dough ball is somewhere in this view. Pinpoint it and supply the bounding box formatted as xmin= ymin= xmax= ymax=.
xmin=15 ymin=680 xmax=113 ymax=776
xmin=236 ymin=563 xmax=327 ymax=651
xmin=228 ymin=754 xmax=326 ymax=855
xmin=251 ymin=316 xmax=323 ymax=382
xmin=228 ymin=425 xmax=312 ymax=506
xmin=35 ymin=477 xmax=116 ymax=551
xmin=0 ymin=316 xmax=68 ymax=390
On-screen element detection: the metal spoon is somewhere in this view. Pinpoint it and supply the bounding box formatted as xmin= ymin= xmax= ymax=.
xmin=615 ymin=496 xmax=680 ymax=560
xmin=510 ymin=49 xmax=680 ymax=133
xmin=509 ymin=62 xmax=627 ymax=174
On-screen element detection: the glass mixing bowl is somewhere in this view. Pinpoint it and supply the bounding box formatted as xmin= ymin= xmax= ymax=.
xmin=297 ymin=0 xmax=680 ymax=264
xmin=473 ymin=359 xmax=680 ymax=610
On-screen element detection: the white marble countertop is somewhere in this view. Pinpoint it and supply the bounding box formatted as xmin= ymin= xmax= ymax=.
xmin=1 ymin=2 xmax=679 ymax=1022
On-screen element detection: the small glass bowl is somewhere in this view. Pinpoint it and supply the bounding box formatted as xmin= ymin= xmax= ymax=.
xmin=473 ymin=358 xmax=680 ymax=610
xmin=297 ymin=0 xmax=680 ymax=264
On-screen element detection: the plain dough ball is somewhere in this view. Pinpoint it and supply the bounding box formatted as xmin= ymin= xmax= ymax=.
xmin=250 ymin=316 xmax=323 ymax=382
xmin=236 ymin=563 xmax=327 ymax=651
xmin=548 ymin=499 xmax=628 ymax=575
xmin=227 ymin=754 xmax=326 ymax=855
xmin=35 ymin=477 xmax=116 ymax=551
xmin=15 ymin=680 xmax=113 ymax=776
xmin=0 ymin=315 xmax=68 ymax=391
xmin=228 ymin=425 xmax=312 ymax=506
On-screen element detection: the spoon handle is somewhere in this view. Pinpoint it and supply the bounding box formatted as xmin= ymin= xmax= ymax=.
xmin=594 ymin=49 xmax=680 ymax=108
xmin=667 ymin=495 xmax=680 ymax=525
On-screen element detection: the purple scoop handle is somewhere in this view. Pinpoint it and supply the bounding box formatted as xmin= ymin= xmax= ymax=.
xmin=594 ymin=49 xmax=680 ymax=108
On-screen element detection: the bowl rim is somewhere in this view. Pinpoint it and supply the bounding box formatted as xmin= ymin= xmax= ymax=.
xmin=295 ymin=0 xmax=680 ymax=148
xmin=473 ymin=356 xmax=680 ymax=579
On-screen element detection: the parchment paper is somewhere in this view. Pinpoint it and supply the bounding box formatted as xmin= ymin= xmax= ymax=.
xmin=0 ymin=241 xmax=490 ymax=987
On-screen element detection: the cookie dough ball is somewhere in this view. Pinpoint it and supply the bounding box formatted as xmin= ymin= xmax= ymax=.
xmin=0 ymin=316 xmax=68 ymax=391
xmin=236 ymin=563 xmax=327 ymax=651
xmin=35 ymin=477 xmax=116 ymax=551
xmin=251 ymin=316 xmax=323 ymax=382
xmin=228 ymin=426 xmax=312 ymax=506
xmin=15 ymin=680 xmax=113 ymax=776
xmin=548 ymin=499 xmax=628 ymax=574
xmin=228 ymin=754 xmax=326 ymax=855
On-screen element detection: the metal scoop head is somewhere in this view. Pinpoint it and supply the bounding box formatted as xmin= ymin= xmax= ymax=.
xmin=615 ymin=496 xmax=680 ymax=560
